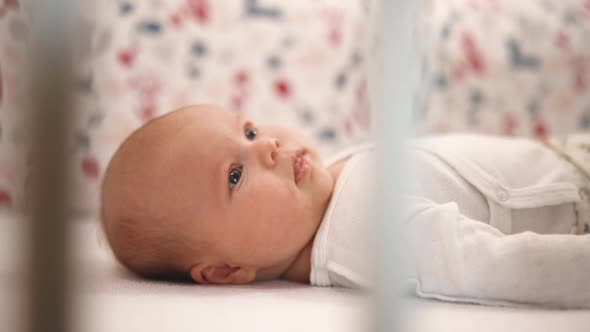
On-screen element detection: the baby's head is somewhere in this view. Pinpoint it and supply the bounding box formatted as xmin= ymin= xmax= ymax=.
xmin=101 ymin=104 xmax=334 ymax=284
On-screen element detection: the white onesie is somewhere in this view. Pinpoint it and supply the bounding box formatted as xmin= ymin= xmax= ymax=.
xmin=310 ymin=143 xmax=376 ymax=289
xmin=310 ymin=134 xmax=590 ymax=308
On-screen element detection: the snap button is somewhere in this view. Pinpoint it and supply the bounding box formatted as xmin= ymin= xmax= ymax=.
xmin=580 ymin=188 xmax=589 ymax=200
xmin=496 ymin=189 xmax=509 ymax=201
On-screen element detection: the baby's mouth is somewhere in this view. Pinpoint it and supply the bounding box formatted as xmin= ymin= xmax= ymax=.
xmin=292 ymin=149 xmax=310 ymax=185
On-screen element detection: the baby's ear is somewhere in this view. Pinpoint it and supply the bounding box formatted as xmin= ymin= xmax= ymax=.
xmin=190 ymin=263 xmax=256 ymax=285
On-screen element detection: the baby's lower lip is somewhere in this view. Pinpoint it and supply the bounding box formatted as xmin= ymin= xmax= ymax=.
xmin=293 ymin=153 xmax=310 ymax=185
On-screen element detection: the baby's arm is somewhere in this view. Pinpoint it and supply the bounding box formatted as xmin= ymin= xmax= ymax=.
xmin=404 ymin=196 xmax=590 ymax=308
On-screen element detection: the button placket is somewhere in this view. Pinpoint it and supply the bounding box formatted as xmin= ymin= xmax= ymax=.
xmin=496 ymin=188 xmax=509 ymax=202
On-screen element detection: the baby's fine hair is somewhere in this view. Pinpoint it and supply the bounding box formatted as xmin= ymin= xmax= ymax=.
xmin=100 ymin=109 xmax=207 ymax=281
xmin=100 ymin=209 xmax=198 ymax=281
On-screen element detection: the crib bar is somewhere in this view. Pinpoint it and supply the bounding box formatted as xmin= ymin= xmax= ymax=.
xmin=26 ymin=1 xmax=76 ymax=332
xmin=373 ymin=0 xmax=420 ymax=332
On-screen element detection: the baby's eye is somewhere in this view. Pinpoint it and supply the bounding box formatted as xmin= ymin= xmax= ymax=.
xmin=229 ymin=166 xmax=242 ymax=189
xmin=244 ymin=126 xmax=257 ymax=141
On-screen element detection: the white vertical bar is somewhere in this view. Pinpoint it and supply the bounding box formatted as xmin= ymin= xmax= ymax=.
xmin=373 ymin=0 xmax=420 ymax=331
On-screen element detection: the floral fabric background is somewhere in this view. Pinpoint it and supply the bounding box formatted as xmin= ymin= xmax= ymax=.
xmin=0 ymin=0 xmax=374 ymax=214
xmin=416 ymin=0 xmax=590 ymax=138
xmin=2 ymin=0 xmax=590 ymax=215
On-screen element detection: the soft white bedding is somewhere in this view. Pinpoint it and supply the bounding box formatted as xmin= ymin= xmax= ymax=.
xmin=405 ymin=297 xmax=590 ymax=332
xmin=72 ymin=217 xmax=372 ymax=332
xmin=1 ymin=212 xmax=589 ymax=332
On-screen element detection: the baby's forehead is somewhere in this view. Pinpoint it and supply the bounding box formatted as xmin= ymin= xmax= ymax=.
xmin=186 ymin=107 xmax=240 ymax=132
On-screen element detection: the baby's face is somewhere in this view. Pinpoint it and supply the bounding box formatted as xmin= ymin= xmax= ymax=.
xmin=171 ymin=105 xmax=334 ymax=275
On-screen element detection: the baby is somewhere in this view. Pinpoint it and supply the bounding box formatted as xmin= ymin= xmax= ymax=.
xmin=102 ymin=104 xmax=590 ymax=308
xmin=101 ymin=104 xmax=348 ymax=284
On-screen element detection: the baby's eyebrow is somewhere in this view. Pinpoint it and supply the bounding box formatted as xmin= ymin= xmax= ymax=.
xmin=235 ymin=113 xmax=243 ymax=133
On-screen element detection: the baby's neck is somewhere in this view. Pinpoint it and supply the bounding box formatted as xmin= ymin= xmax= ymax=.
xmin=327 ymin=157 xmax=349 ymax=183
xmin=280 ymin=240 xmax=314 ymax=283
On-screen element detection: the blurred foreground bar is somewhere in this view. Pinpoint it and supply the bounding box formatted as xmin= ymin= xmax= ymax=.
xmin=373 ymin=0 xmax=419 ymax=332
xmin=26 ymin=1 xmax=77 ymax=332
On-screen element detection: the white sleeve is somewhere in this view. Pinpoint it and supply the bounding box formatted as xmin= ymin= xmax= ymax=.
xmin=403 ymin=195 xmax=590 ymax=308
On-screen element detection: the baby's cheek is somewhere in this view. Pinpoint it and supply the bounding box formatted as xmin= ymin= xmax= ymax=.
xmin=262 ymin=180 xmax=307 ymax=219
xmin=260 ymin=175 xmax=300 ymax=200
xmin=251 ymin=175 xmax=309 ymax=222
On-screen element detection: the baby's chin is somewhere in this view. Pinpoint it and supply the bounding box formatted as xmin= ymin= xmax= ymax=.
xmin=303 ymin=162 xmax=334 ymax=227
xmin=316 ymin=160 xmax=335 ymax=193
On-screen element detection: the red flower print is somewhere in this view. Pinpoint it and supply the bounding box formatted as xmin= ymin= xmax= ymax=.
xmin=82 ymin=157 xmax=100 ymax=179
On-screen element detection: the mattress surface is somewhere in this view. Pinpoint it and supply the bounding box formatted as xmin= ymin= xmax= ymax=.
xmin=1 ymin=213 xmax=589 ymax=332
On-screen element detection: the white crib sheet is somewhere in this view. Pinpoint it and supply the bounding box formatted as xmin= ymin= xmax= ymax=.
xmin=68 ymin=217 xmax=372 ymax=332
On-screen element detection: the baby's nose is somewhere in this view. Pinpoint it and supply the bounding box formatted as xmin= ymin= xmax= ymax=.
xmin=270 ymin=138 xmax=280 ymax=151
xmin=255 ymin=138 xmax=280 ymax=168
